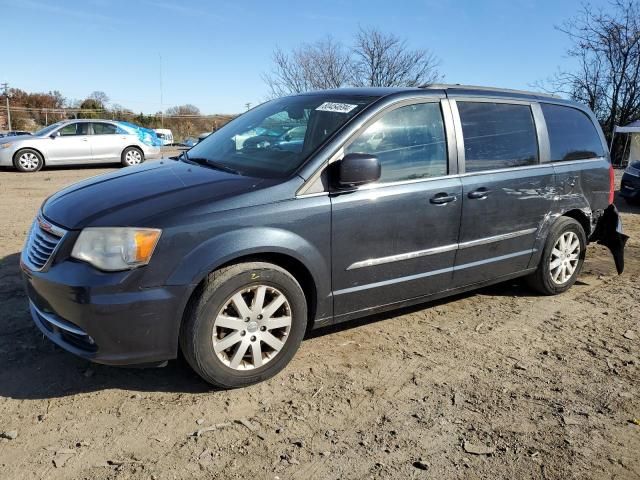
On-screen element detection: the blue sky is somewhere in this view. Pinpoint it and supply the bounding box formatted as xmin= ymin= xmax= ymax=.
xmin=3 ymin=0 xmax=611 ymax=114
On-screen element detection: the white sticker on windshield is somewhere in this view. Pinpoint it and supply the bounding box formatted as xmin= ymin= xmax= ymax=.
xmin=315 ymin=102 xmax=358 ymax=113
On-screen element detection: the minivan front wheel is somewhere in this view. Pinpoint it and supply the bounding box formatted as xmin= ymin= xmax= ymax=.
xmin=527 ymin=217 xmax=586 ymax=295
xmin=180 ymin=262 xmax=307 ymax=388
xmin=121 ymin=147 xmax=144 ymax=167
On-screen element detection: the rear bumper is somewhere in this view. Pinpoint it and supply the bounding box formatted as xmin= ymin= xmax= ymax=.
xmin=143 ymin=145 xmax=162 ymax=160
xmin=620 ymin=172 xmax=640 ymax=199
xmin=22 ymin=259 xmax=190 ymax=366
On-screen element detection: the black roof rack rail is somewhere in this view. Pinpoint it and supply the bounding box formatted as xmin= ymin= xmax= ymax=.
xmin=419 ymin=83 xmax=562 ymax=99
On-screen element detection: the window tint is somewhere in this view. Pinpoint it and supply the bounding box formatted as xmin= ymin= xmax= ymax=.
xmin=458 ymin=102 xmax=538 ymax=172
xmin=345 ymin=102 xmax=447 ymax=183
xmin=58 ymin=123 xmax=89 ymax=136
xmin=541 ymin=104 xmax=605 ymax=161
xmin=92 ymin=123 xmax=117 ymax=135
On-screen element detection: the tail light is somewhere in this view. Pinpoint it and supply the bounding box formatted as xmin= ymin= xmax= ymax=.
xmin=608 ymin=164 xmax=615 ymax=204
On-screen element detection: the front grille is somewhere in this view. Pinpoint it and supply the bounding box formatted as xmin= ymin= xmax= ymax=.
xmin=24 ymin=216 xmax=66 ymax=271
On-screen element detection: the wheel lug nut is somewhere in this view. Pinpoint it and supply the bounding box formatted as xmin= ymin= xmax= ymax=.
xmin=260 ymin=326 xmax=266 ymax=332
xmin=240 ymin=330 xmax=246 ymax=336
xmin=250 ymin=336 xmax=256 ymax=342
xmin=245 ymin=317 xmax=250 ymax=322
xmin=257 ymin=314 xmax=263 ymax=320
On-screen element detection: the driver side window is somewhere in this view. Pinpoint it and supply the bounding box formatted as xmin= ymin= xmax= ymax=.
xmin=59 ymin=123 xmax=89 ymax=136
xmin=345 ymin=102 xmax=448 ymax=183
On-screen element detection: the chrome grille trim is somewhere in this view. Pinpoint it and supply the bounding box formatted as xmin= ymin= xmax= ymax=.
xmin=23 ymin=216 xmax=67 ymax=271
xmin=30 ymin=301 xmax=87 ymax=336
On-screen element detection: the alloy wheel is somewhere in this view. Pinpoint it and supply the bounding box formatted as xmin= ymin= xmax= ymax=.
xmin=18 ymin=152 xmax=40 ymax=171
xmin=125 ymin=149 xmax=142 ymax=165
xmin=549 ymin=231 xmax=580 ymax=285
xmin=212 ymin=285 xmax=292 ymax=370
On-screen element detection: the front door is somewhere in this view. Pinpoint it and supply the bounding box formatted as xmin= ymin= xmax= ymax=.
xmin=47 ymin=122 xmax=92 ymax=164
xmin=331 ymin=100 xmax=462 ymax=318
xmin=451 ymin=100 xmax=554 ymax=287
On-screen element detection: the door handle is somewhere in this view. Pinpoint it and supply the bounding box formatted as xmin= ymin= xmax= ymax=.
xmin=430 ymin=193 xmax=457 ymax=205
xmin=468 ymin=188 xmax=491 ymax=199
xmin=81 ymin=137 xmax=88 ymax=141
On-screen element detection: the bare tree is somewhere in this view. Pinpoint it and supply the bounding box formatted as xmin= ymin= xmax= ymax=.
xmin=165 ymin=104 xmax=201 ymax=116
xmin=541 ymin=1 xmax=640 ymax=139
xmin=262 ymin=29 xmax=441 ymax=97
xmin=351 ymin=27 xmax=442 ymax=87
xmin=88 ymin=91 xmax=110 ymax=108
xmin=262 ymin=36 xmax=352 ymax=97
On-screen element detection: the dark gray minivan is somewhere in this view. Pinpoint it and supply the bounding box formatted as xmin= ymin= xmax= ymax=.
xmin=21 ymin=85 xmax=624 ymax=388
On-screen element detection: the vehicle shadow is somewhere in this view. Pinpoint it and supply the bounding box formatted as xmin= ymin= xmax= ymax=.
xmin=1 ymin=248 xmax=543 ymax=400
xmin=0 ymin=164 xmax=120 ymax=174
xmin=0 ymin=252 xmax=213 ymax=400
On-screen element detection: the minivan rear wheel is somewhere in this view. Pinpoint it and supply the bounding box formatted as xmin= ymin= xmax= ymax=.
xmin=526 ymin=217 xmax=586 ymax=295
xmin=179 ymin=262 xmax=307 ymax=388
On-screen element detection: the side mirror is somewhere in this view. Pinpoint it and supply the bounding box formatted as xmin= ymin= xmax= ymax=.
xmin=49 ymin=131 xmax=60 ymax=139
xmin=336 ymin=153 xmax=381 ymax=188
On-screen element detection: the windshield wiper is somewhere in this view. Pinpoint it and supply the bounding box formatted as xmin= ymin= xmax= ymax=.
xmin=181 ymin=151 xmax=241 ymax=175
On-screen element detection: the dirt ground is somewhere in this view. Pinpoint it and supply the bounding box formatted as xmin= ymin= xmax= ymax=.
xmin=0 ymin=163 xmax=638 ymax=480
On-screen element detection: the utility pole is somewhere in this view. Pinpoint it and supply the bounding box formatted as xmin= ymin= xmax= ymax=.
xmin=159 ymin=54 xmax=164 ymax=128
xmin=1 ymin=83 xmax=11 ymax=131
xmin=245 ymin=102 xmax=252 ymax=111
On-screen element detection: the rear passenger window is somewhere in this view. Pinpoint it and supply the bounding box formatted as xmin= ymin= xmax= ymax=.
xmin=92 ymin=123 xmax=117 ymax=135
xmin=541 ymin=104 xmax=605 ymax=161
xmin=346 ymin=102 xmax=447 ymax=183
xmin=458 ymin=102 xmax=538 ymax=172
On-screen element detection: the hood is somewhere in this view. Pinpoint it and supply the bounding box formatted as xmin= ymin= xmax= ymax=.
xmin=43 ymin=160 xmax=273 ymax=229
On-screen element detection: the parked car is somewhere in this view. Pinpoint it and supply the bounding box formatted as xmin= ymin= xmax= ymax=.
xmin=198 ymin=132 xmax=212 ymax=143
xmin=21 ymin=85 xmax=625 ymax=388
xmin=182 ymin=137 xmax=198 ymax=148
xmin=153 ymin=128 xmax=174 ymax=146
xmin=0 ymin=120 xmax=162 ymax=172
xmin=273 ymin=125 xmax=307 ymax=152
xmin=620 ymin=160 xmax=640 ymax=204
xmin=0 ymin=130 xmax=32 ymax=137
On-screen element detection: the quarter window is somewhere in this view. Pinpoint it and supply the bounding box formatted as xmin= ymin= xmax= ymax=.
xmin=92 ymin=123 xmax=118 ymax=135
xmin=458 ymin=102 xmax=538 ymax=172
xmin=541 ymin=104 xmax=605 ymax=161
xmin=345 ymin=102 xmax=447 ymax=183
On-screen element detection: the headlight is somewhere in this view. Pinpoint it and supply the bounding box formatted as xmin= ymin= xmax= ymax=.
xmin=71 ymin=227 xmax=161 ymax=271
xmin=1 ymin=142 xmax=12 ymax=149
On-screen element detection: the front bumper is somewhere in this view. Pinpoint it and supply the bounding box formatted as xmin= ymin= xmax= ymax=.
xmin=0 ymin=145 xmax=17 ymax=167
xmin=22 ymin=257 xmax=190 ymax=366
xmin=620 ymin=171 xmax=640 ymax=199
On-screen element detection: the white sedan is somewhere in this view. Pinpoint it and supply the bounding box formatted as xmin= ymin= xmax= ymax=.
xmin=0 ymin=120 xmax=161 ymax=172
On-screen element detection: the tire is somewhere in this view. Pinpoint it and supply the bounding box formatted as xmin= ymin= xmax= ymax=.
xmin=121 ymin=147 xmax=144 ymax=167
xmin=526 ymin=217 xmax=587 ymax=295
xmin=180 ymin=262 xmax=307 ymax=388
xmin=13 ymin=148 xmax=44 ymax=172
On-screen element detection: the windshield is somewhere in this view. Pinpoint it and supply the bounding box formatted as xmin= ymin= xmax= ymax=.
xmin=34 ymin=122 xmax=65 ymax=137
xmin=186 ymin=94 xmax=377 ymax=178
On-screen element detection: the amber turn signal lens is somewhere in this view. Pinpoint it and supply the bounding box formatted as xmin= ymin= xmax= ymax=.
xmin=134 ymin=230 xmax=161 ymax=262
